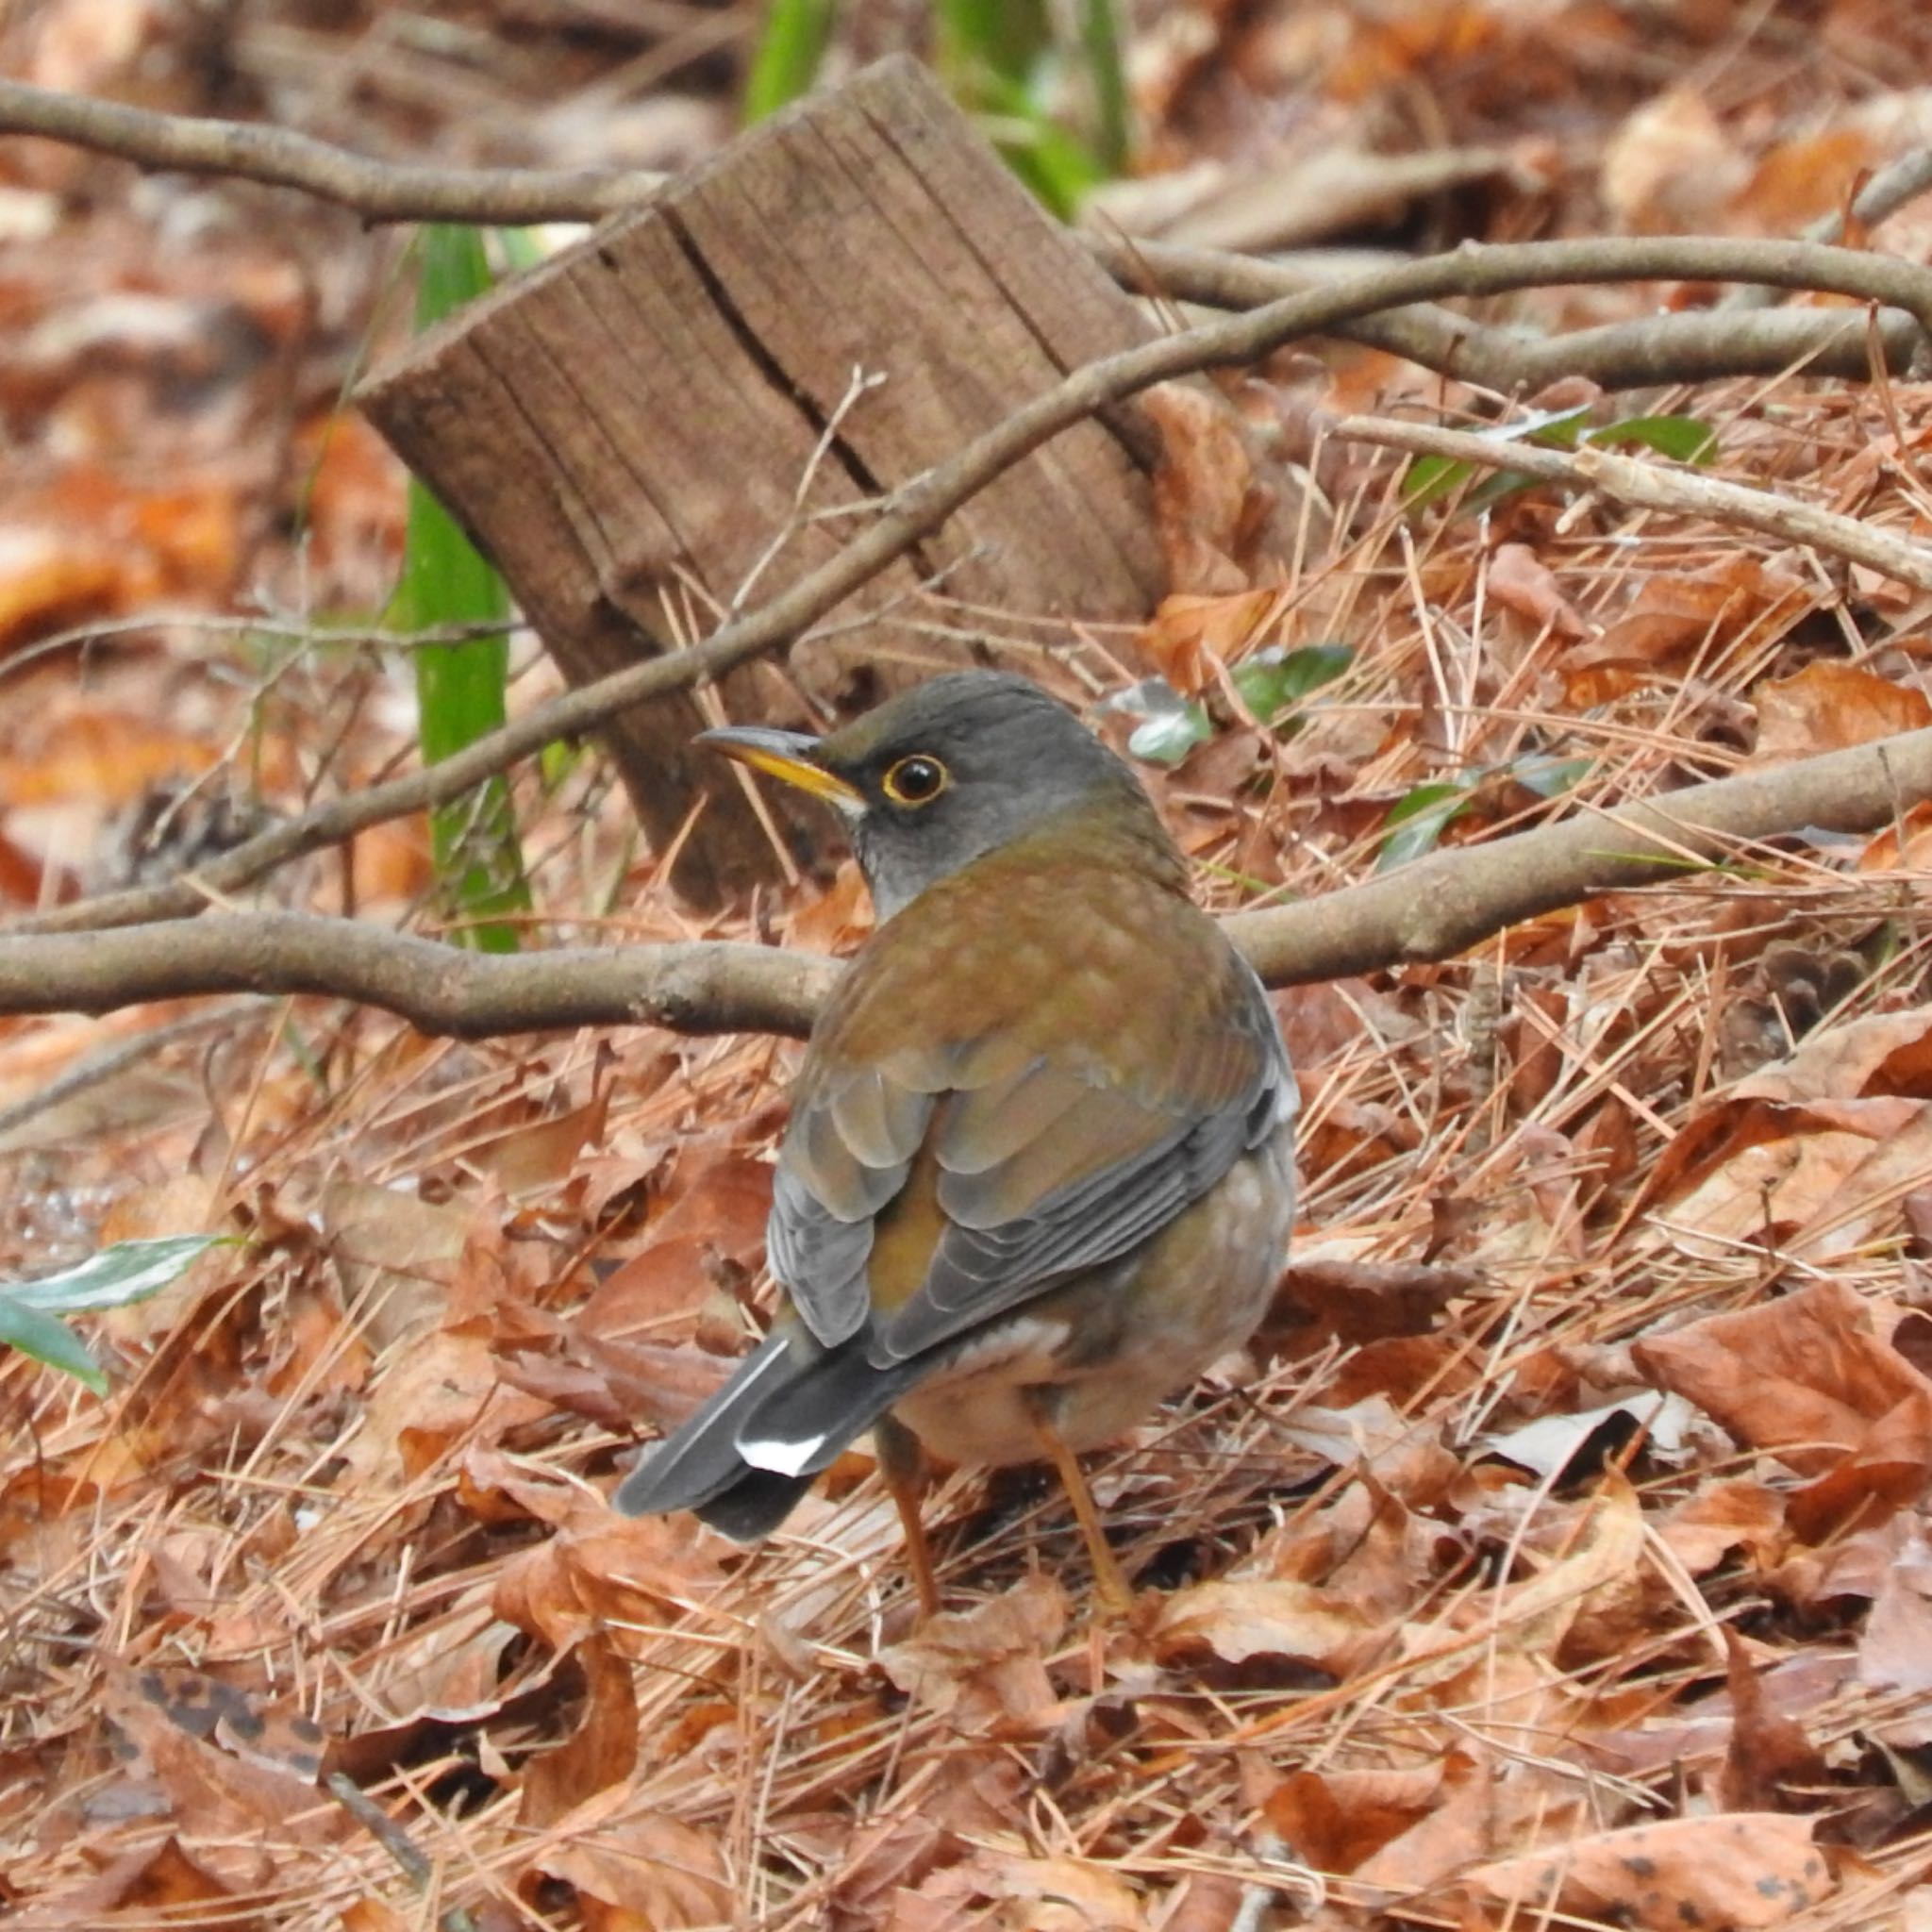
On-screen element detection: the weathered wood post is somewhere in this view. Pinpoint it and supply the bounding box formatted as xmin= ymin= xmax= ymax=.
xmin=360 ymin=57 xmax=1166 ymax=907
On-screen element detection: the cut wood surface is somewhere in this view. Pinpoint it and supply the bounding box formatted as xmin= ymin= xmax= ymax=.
xmin=361 ymin=57 xmax=1165 ymax=906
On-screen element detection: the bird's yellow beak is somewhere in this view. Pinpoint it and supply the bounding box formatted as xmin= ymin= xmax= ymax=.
xmin=696 ymin=724 xmax=864 ymax=809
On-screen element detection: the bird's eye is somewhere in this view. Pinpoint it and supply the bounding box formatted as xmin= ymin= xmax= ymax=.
xmin=880 ymin=754 xmax=949 ymax=807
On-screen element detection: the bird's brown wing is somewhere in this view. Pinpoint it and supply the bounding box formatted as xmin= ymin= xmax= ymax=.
xmin=770 ymin=870 xmax=1292 ymax=1361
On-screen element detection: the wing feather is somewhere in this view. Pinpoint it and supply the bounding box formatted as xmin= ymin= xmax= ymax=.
xmin=768 ymin=884 xmax=1294 ymax=1365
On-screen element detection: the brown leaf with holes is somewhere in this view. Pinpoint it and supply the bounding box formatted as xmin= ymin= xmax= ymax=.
xmin=1463 ymin=1812 xmax=1832 ymax=1928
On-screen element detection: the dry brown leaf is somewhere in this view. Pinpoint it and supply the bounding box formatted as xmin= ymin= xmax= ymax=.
xmin=1734 ymin=1007 xmax=1932 ymax=1105
xmin=1601 ymin=85 xmax=1751 ymax=231
xmin=1141 ymin=381 xmax=1274 ymax=599
xmin=877 ymin=1575 xmax=1068 ymax=1732
xmin=1752 ymin=659 xmax=1932 ymax=764
xmin=1722 ymin=1627 xmax=1831 ymax=1810
xmin=1857 ymin=1523 xmax=1932 ymax=1743
xmin=1485 ymin=541 xmax=1589 ymax=640
xmin=533 ymin=1792 xmax=734 ymax=1928
xmin=1151 ymin=1574 xmax=1377 ymax=1674
xmin=521 ymin=1632 xmax=641 ymax=1828
xmin=1259 ymin=1256 xmax=1474 ymax=1353
xmin=1660 ymin=1478 xmax=1788 ymax=1574
xmin=1463 ymin=1812 xmax=1832 ymax=1928
xmin=1562 ymin=558 xmax=1810 ymax=705
xmin=926 ymin=1851 xmax=1149 ymax=1931
xmin=1263 ymin=1762 xmax=1450 ymax=1875
xmin=1135 ymin=588 xmax=1282 ymax=694
xmin=1635 ymin=1279 xmax=1932 ymax=1516
xmin=1411 ymin=1474 xmax=1646 ymax=1680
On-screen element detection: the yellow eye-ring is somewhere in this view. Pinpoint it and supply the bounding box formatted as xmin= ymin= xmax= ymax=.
xmin=881 ymin=754 xmax=950 ymax=807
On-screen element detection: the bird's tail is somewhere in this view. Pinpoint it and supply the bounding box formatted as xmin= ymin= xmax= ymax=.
xmin=613 ymin=1324 xmax=923 ymax=1542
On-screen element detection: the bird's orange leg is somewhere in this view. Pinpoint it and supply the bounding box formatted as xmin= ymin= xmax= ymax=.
xmin=875 ymin=1413 xmax=940 ymax=1619
xmin=1027 ymin=1397 xmax=1133 ymax=1615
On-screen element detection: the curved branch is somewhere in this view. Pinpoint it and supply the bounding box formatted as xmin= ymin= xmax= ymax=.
xmin=5 ymin=730 xmax=1927 ymax=1037
xmin=15 ymin=234 xmax=1932 ymax=942
xmin=0 ymin=77 xmax=662 ymax=223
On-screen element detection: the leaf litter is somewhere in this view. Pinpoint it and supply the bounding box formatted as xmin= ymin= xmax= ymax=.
xmin=7 ymin=2 xmax=1932 ymax=1929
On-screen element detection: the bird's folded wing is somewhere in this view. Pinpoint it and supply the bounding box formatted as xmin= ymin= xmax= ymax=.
xmin=772 ymin=956 xmax=1293 ymax=1361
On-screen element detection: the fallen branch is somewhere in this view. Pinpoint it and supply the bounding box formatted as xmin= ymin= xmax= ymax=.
xmin=0 ymin=76 xmax=661 ymax=223
xmin=6 ymin=729 xmax=1927 ymax=1036
xmin=1330 ymin=415 xmax=1932 ymax=591
xmin=1096 ymin=236 xmax=1927 ymax=390
xmin=16 ymin=234 xmax=1932 ymax=941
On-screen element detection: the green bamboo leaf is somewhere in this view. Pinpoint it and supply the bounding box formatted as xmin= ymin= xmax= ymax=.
xmin=744 ymin=0 xmax=839 ymax=123
xmin=1404 ymin=406 xmax=1591 ymax=512
xmin=0 ymin=1234 xmax=229 ymax=1394
xmin=0 ymin=1299 xmax=107 ymax=1393
xmin=398 ymin=225 xmax=529 ymax=953
xmin=4 ymin=1235 xmax=226 ymax=1314
xmin=1585 ymin=414 xmax=1718 ymax=463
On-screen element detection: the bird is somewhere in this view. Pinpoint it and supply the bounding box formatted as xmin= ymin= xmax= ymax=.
xmin=614 ymin=670 xmax=1296 ymax=1613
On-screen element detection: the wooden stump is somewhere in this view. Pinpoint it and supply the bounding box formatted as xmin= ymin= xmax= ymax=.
xmin=359 ymin=56 xmax=1165 ymax=908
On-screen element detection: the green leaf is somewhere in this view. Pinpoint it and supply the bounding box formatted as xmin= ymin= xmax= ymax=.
xmin=1233 ymin=643 xmax=1354 ymax=721
xmin=1404 ymin=405 xmax=1591 ymax=513
xmin=0 ymin=1234 xmax=229 ymax=1395
xmin=0 ymin=1299 xmax=107 ymax=1393
xmin=1585 ymin=414 xmax=1717 ymax=463
xmin=398 ymin=226 xmax=529 ymax=953
xmin=743 ymin=0 xmax=840 ymax=124
xmin=1510 ymin=752 xmax=1595 ymax=798
xmin=1127 ymin=701 xmax=1212 ymax=766
xmin=1377 ymin=781 xmax=1474 ymax=869
xmin=4 ymin=1235 xmax=226 ymax=1314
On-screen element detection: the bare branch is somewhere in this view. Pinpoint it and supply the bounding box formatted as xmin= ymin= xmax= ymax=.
xmin=15 ymin=234 xmax=1932 ymax=942
xmin=1095 ymin=235 xmax=1926 ymax=390
xmin=4 ymin=730 xmax=1927 ymax=1037
xmin=1331 ymin=415 xmax=1932 ymax=591
xmin=0 ymin=915 xmax=835 ymax=1040
xmin=1227 ymin=727 xmax=1932 ymax=985
xmin=0 ymin=77 xmax=662 ymax=223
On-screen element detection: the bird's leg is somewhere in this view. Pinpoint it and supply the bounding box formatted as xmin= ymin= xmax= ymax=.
xmin=874 ymin=1413 xmax=940 ymax=1619
xmin=1025 ymin=1393 xmax=1133 ymax=1615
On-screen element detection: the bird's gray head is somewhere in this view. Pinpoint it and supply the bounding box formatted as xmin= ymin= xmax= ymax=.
xmin=698 ymin=672 xmax=1168 ymax=919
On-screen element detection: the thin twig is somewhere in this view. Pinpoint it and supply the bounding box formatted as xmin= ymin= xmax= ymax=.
xmin=0 ymin=76 xmax=661 ymax=223
xmin=326 ymin=1773 xmax=478 ymax=1932
xmin=0 ymin=999 xmax=271 ymax=1143
xmin=1330 ymin=414 xmax=1932 ymax=591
